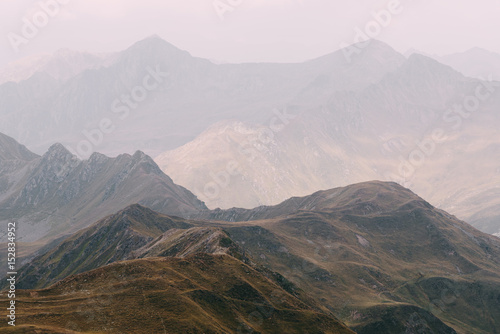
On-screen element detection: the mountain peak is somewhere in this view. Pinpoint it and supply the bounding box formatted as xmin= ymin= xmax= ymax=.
xmin=132 ymin=150 xmax=148 ymax=160
xmin=125 ymin=35 xmax=189 ymax=57
xmin=355 ymin=39 xmax=396 ymax=51
xmin=130 ymin=150 xmax=164 ymax=175
xmin=285 ymin=180 xmax=430 ymax=214
xmin=104 ymin=203 xmax=160 ymax=230
xmin=117 ymin=203 xmax=153 ymax=217
xmin=313 ymin=39 xmax=404 ymax=66
xmin=45 ymin=143 xmax=75 ymax=159
xmin=144 ymin=33 xmax=162 ymax=41
xmin=88 ymin=151 xmax=109 ymax=163
xmin=394 ymin=52 xmax=464 ymax=82
xmin=344 ymin=39 xmax=404 ymax=62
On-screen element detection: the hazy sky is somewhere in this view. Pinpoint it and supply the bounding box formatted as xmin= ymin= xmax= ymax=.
xmin=0 ymin=0 xmax=499 ymax=67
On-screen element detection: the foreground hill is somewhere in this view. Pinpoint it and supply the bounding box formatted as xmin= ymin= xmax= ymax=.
xmin=10 ymin=181 xmax=499 ymax=333
xmin=0 ymin=254 xmax=355 ymax=334
xmin=197 ymin=181 xmax=500 ymax=333
xmin=14 ymin=205 xmax=241 ymax=289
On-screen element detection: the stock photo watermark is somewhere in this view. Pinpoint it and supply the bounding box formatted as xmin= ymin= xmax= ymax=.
xmin=5 ymin=221 xmax=17 ymax=327
xmin=385 ymin=77 xmax=500 ymax=187
xmin=195 ymin=106 xmax=296 ymax=201
xmin=213 ymin=0 xmax=244 ymax=20
xmin=67 ymin=65 xmax=170 ymax=159
xmin=7 ymin=0 xmax=72 ymax=53
xmin=213 ymin=0 xmax=304 ymax=21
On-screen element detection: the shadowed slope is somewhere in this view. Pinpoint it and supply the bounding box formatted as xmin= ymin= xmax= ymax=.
xmin=198 ymin=181 xmax=500 ymax=333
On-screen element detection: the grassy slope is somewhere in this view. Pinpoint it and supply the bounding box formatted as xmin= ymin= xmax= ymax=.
xmin=207 ymin=182 xmax=500 ymax=333
xmin=0 ymin=254 xmax=354 ymax=334
xmin=6 ymin=181 xmax=500 ymax=333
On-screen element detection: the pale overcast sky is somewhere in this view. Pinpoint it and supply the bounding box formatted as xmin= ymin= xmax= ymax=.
xmin=0 ymin=0 xmax=499 ymax=67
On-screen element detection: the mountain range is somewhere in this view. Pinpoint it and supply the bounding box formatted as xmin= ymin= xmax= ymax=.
xmin=0 ymin=132 xmax=207 ymax=273
xmin=5 ymin=181 xmax=500 ymax=333
xmin=0 ymin=36 xmax=404 ymax=157
xmin=155 ymin=50 xmax=500 ymax=236
xmin=1 ymin=37 xmax=499 ymax=237
xmin=1 ymin=36 xmax=500 ymax=333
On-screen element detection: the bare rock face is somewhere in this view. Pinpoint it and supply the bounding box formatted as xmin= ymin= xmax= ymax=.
xmin=0 ymin=135 xmax=207 ymax=246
